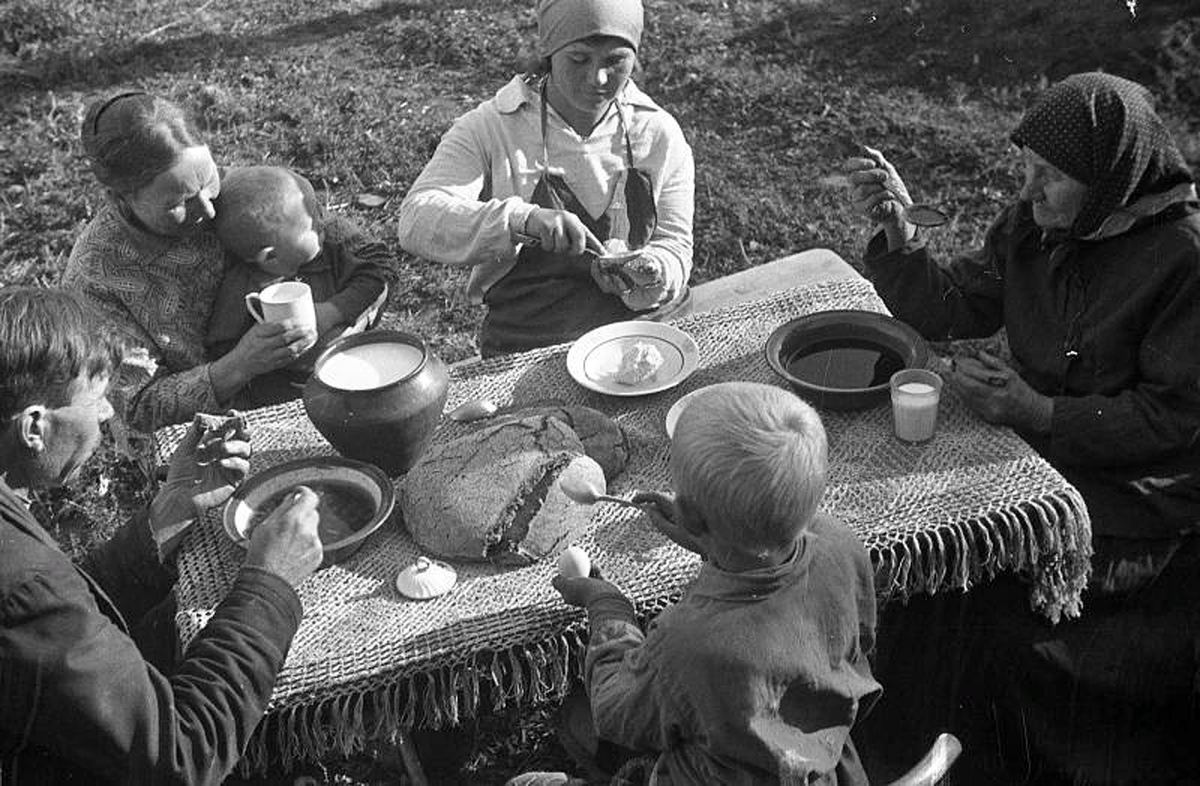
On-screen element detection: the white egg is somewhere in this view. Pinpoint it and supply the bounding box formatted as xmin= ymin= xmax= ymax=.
xmin=557 ymin=545 xmax=591 ymax=579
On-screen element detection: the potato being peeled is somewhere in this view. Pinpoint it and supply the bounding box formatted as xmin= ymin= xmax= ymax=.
xmin=603 ymin=237 xmax=629 ymax=256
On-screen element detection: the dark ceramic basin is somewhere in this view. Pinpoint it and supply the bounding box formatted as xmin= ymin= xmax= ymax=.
xmin=764 ymin=310 xmax=928 ymax=411
xmin=223 ymin=456 xmax=395 ymax=568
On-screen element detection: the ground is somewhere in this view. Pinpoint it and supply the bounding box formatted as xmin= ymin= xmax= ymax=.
xmin=2 ymin=0 xmax=1198 ymax=782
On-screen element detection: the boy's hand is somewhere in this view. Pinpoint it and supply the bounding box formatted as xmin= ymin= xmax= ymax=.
xmin=632 ymin=490 xmax=707 ymax=558
xmin=551 ymin=573 xmax=626 ymax=609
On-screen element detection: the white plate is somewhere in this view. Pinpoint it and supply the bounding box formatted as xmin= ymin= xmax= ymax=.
xmin=567 ymin=321 xmax=700 ymax=396
xmin=664 ymin=385 xmax=716 ymax=438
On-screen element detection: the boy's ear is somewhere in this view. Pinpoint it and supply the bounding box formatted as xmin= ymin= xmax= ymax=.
xmin=253 ymin=246 xmax=276 ymax=265
xmin=675 ymin=494 xmax=709 ymax=540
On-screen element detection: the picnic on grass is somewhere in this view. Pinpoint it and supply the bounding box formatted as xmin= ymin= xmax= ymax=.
xmin=2 ymin=0 xmax=1199 ymax=784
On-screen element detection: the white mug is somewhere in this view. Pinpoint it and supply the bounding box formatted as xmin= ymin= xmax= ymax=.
xmin=245 ymin=281 xmax=317 ymax=331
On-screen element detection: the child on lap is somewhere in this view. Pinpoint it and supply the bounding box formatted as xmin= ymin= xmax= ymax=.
xmin=517 ymin=382 xmax=880 ymax=785
xmin=206 ymin=165 xmax=392 ymax=405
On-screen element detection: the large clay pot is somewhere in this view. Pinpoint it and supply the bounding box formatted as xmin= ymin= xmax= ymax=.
xmin=303 ymin=331 xmax=449 ymax=476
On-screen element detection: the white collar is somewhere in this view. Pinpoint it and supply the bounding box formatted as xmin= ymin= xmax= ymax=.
xmin=494 ymin=75 xmax=661 ymax=115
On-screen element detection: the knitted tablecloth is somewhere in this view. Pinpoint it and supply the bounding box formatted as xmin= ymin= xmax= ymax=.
xmin=156 ymin=277 xmax=1091 ymax=770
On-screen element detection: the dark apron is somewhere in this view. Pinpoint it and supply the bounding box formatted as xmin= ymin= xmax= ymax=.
xmin=480 ymin=84 xmax=659 ymax=358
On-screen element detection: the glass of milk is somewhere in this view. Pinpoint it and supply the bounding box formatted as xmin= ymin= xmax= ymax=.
xmin=889 ymin=368 xmax=943 ymax=443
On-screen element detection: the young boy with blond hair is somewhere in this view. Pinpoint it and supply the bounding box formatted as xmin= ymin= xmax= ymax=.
xmin=520 ymin=382 xmax=880 ymax=785
xmin=205 ymin=165 xmax=392 ymax=403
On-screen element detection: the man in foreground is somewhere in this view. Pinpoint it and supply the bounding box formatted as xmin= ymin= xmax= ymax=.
xmin=0 ymin=286 xmax=324 ymax=783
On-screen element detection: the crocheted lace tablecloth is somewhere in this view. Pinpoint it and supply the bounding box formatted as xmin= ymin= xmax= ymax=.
xmin=156 ymin=277 xmax=1091 ymax=769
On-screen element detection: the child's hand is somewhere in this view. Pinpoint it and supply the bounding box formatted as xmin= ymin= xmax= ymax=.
xmin=551 ymin=573 xmax=626 ymax=608
xmin=633 ymin=490 xmax=707 ymax=558
xmin=632 ymin=490 xmax=675 ymax=521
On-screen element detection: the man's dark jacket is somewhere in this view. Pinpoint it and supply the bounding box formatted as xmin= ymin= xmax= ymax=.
xmin=0 ymin=481 xmax=301 ymax=784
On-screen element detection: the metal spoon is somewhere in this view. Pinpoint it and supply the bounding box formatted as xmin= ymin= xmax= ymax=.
xmin=817 ymin=174 xmax=950 ymax=228
xmin=560 ymin=474 xmax=644 ymax=510
xmin=902 ymin=203 xmax=950 ymax=227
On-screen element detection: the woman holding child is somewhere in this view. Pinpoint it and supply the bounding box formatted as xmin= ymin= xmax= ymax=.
xmin=397 ymin=0 xmax=694 ymax=357
xmin=64 ymin=92 xmax=390 ymax=432
xmin=846 ymin=72 xmax=1200 ymax=783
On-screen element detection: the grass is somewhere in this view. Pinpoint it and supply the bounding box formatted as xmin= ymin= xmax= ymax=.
xmin=2 ymin=0 xmax=1197 ymax=782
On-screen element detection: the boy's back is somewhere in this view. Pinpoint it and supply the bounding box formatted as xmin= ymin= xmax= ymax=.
xmin=587 ymin=513 xmax=880 ymax=785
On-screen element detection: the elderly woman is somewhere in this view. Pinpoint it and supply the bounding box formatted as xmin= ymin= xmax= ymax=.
xmin=846 ymin=73 xmax=1200 ymax=782
xmin=62 ymin=92 xmax=318 ymax=432
xmin=397 ymin=0 xmax=694 ymax=357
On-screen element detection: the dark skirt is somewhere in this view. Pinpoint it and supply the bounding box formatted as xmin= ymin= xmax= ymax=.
xmin=857 ymin=536 xmax=1200 ymax=785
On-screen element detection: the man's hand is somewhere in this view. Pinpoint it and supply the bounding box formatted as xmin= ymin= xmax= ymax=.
xmin=947 ymin=350 xmax=1053 ymax=433
xmin=245 ymin=485 xmax=324 ymax=587
xmin=149 ymin=412 xmax=251 ymax=558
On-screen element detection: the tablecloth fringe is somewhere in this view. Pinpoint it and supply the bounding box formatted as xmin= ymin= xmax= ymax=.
xmin=872 ymin=488 xmax=1092 ymax=624
xmin=238 ymin=627 xmax=589 ymax=773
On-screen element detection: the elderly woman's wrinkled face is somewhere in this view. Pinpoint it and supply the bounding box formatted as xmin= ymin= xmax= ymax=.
xmin=1020 ymin=148 xmax=1089 ymax=230
xmin=548 ymin=37 xmax=636 ymax=125
xmin=125 ymin=145 xmax=220 ymax=237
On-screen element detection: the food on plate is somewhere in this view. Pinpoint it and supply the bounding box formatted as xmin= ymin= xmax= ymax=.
xmin=246 ymin=480 xmax=375 ymax=544
xmin=613 ymin=341 xmax=664 ymax=386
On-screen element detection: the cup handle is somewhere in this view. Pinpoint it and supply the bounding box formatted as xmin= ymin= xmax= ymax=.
xmin=244 ymin=293 xmax=267 ymax=323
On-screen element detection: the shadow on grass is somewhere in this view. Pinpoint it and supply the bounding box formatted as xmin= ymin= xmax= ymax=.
xmin=729 ymin=0 xmax=1199 ymax=112
xmin=1 ymin=0 xmax=427 ymax=95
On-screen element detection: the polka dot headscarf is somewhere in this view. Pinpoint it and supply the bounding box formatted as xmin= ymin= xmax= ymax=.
xmin=1010 ymin=72 xmax=1194 ymax=239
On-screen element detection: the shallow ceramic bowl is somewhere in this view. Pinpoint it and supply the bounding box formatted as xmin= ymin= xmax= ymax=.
xmin=764 ymin=310 xmax=929 ymax=411
xmin=223 ymin=456 xmax=396 ymax=567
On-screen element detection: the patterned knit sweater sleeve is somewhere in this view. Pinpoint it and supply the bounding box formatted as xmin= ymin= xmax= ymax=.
xmin=63 ymin=203 xmax=229 ymax=432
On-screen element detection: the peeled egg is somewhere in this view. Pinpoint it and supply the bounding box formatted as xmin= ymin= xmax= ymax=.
xmin=557 ymin=545 xmax=591 ymax=579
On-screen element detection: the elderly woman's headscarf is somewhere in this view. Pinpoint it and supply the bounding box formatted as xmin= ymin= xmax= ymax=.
xmin=537 ymin=0 xmax=644 ymax=57
xmin=1010 ymin=72 xmax=1195 ymax=239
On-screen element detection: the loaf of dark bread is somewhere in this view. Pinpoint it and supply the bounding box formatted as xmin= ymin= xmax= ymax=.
xmin=484 ymin=404 xmax=630 ymax=480
xmin=400 ymin=414 xmax=605 ymax=566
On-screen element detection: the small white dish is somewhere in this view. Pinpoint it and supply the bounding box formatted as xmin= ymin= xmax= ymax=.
xmin=566 ymin=321 xmax=700 ymax=397
xmin=664 ymin=385 xmax=715 ymax=438
xmin=395 ymin=556 xmax=457 ymax=600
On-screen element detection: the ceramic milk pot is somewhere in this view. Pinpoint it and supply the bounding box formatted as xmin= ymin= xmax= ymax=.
xmin=303 ymin=331 xmax=449 ymax=476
